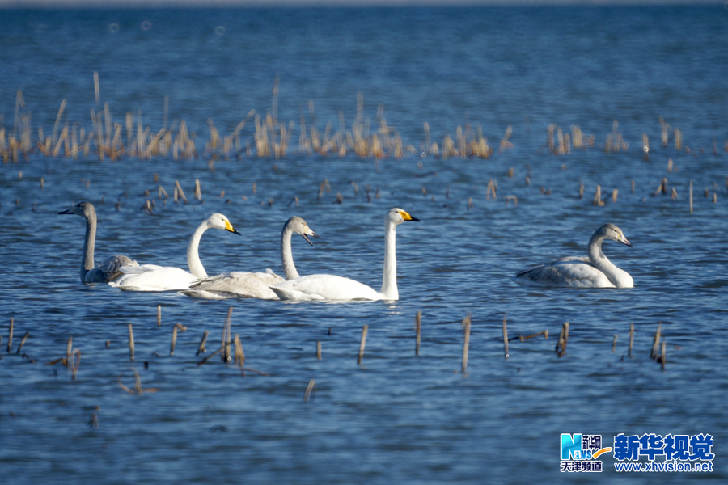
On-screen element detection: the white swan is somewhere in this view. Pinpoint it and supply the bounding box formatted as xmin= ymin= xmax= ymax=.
xmin=516 ymin=223 xmax=633 ymax=288
xmin=185 ymin=216 xmax=317 ymax=300
xmin=108 ymin=213 xmax=240 ymax=292
xmin=271 ymin=208 xmax=419 ymax=302
xmin=59 ymin=201 xmax=139 ymax=283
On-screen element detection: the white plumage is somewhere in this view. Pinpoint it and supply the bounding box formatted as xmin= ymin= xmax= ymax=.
xmin=516 ymin=223 xmax=634 ymax=289
xmin=272 ymin=208 xmax=419 ymax=302
xmin=185 ymin=216 xmax=317 ymax=300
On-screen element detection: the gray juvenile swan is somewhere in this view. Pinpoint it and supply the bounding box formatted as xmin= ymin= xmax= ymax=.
xmin=59 ymin=201 xmax=139 ymax=283
xmin=186 ymin=216 xmax=317 ymax=300
xmin=109 ymin=213 xmax=240 ymax=292
xmin=271 ymin=208 xmax=419 ymax=302
xmin=516 ymin=223 xmax=634 ymax=288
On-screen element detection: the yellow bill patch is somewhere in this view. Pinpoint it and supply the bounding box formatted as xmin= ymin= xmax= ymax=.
xmin=225 ymin=220 xmax=235 ymax=232
xmin=400 ymin=210 xmax=414 ymax=221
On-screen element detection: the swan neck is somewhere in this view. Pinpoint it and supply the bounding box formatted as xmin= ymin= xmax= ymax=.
xmin=380 ymin=219 xmax=398 ymax=299
xmin=187 ymin=222 xmax=208 ymax=278
xmin=588 ymin=233 xmax=619 ymax=285
xmin=281 ymin=226 xmax=299 ymax=280
xmin=82 ymin=211 xmax=97 ymax=280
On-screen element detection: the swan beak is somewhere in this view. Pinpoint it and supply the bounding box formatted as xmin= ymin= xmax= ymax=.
xmin=622 ymin=237 xmax=632 ymax=247
xmin=401 ymin=210 xmax=420 ymax=221
xmin=225 ymin=221 xmax=240 ymax=235
xmin=58 ymin=208 xmax=72 ymax=214
xmin=301 ymin=233 xmax=315 ymax=246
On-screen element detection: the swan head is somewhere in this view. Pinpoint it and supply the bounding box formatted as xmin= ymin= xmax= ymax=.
xmin=285 ymin=216 xmax=318 ymax=246
xmin=388 ymin=208 xmax=420 ymax=225
xmin=206 ymin=213 xmax=240 ymax=235
xmin=59 ymin=200 xmax=96 ymax=219
xmin=599 ymin=223 xmax=631 ymax=247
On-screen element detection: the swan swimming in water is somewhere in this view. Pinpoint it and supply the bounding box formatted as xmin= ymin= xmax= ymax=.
xmin=108 ymin=213 xmax=240 ymax=292
xmin=516 ymin=223 xmax=633 ymax=288
xmin=185 ymin=216 xmax=317 ymax=300
xmin=271 ymin=208 xmax=419 ymax=302
xmin=59 ymin=201 xmax=139 ymax=283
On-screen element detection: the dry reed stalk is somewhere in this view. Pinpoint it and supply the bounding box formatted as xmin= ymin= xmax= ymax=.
xmin=660 ymin=341 xmax=666 ymax=370
xmin=197 ymin=346 xmax=223 ymax=366
xmin=578 ymin=181 xmax=584 ymax=199
xmin=628 ymin=323 xmax=634 ymax=358
xmin=642 ymin=133 xmax=649 ymax=160
xmin=611 ymin=189 xmax=618 ymax=203
xmin=486 ymin=179 xmax=497 ymax=200
xmin=175 ymin=180 xmax=187 ymax=202
xmin=357 ymin=325 xmax=368 ymax=366
xmin=415 ymin=311 xmax=422 ymax=356
xmin=593 ymin=185 xmax=604 ymax=206
xmin=194 ymin=179 xmax=202 ymax=200
xmin=304 ymin=379 xmax=316 ymax=402
xmin=66 ymin=336 xmax=73 ymax=368
xmin=170 ymin=326 xmax=178 ymax=356
xmin=197 ymin=330 xmax=209 ymax=355
xmin=7 ymin=317 xmax=13 ymax=353
xmin=16 ymin=331 xmax=29 ymax=354
xmin=222 ymin=307 xmax=233 ymax=363
xmin=70 ymin=349 xmax=81 ymax=380
xmin=157 ymin=305 xmax=162 ymax=327
xmin=502 ymin=315 xmax=509 ymax=360
xmin=316 ymin=341 xmax=322 ymax=360
xmin=512 ymin=329 xmax=549 ymax=342
xmin=234 ymin=334 xmax=245 ymax=368
xmin=128 ymin=324 xmax=134 ymax=361
xmin=461 ymin=314 xmax=472 ymax=373
xmin=93 ymin=72 xmax=100 ymax=104
xmin=611 ymin=334 xmax=617 ymax=352
xmin=650 ymin=323 xmax=662 ymax=360
xmin=556 ymin=322 xmax=569 ymax=357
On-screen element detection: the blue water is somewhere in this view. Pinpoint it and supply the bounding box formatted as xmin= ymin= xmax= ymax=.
xmin=1 ymin=5 xmax=727 ymax=483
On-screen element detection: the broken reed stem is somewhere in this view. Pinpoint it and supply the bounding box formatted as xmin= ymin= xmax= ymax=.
xmin=197 ymin=330 xmax=209 ymax=355
xmin=128 ymin=324 xmax=134 ymax=361
xmin=7 ymin=317 xmax=13 ymax=353
xmin=71 ymin=350 xmax=81 ymax=380
xmin=316 ymin=341 xmax=322 ymax=360
xmin=170 ymin=326 xmax=178 ymax=356
xmin=303 ymin=379 xmax=316 ymax=402
xmin=556 ymin=321 xmax=570 ymax=357
xmin=197 ymin=345 xmax=223 ymax=366
xmin=611 ymin=334 xmax=617 ymax=352
xmin=66 ymin=336 xmax=73 ymax=368
xmin=650 ymin=323 xmax=662 ymax=360
xmin=660 ymin=340 xmax=667 ymax=370
xmin=502 ymin=314 xmax=509 ymax=360
xmin=222 ymin=307 xmax=233 ymax=363
xmin=234 ymin=334 xmax=244 ymax=368
xmin=512 ymin=329 xmax=549 ymax=342
xmin=357 ymin=324 xmax=368 ymax=366
xmin=157 ymin=305 xmax=162 ymax=327
xmin=415 ymin=310 xmax=421 ymax=356
xmin=461 ymin=314 xmax=472 ymax=373
xmin=628 ymin=323 xmax=634 ymax=358
xmin=16 ymin=331 xmax=29 ymax=354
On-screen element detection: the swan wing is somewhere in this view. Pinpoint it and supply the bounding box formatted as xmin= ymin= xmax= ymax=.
xmin=272 ymin=274 xmax=381 ymax=302
xmin=109 ymin=264 xmax=198 ymax=291
xmin=187 ymin=271 xmax=283 ymax=300
xmin=99 ymin=254 xmax=139 ymax=281
xmin=517 ymin=256 xmax=615 ymax=288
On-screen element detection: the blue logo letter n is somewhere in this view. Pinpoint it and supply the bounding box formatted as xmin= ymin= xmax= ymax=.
xmin=561 ymin=433 xmax=582 ymax=460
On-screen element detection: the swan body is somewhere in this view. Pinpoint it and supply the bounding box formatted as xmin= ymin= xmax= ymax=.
xmin=272 ymin=208 xmax=419 ymax=302
xmin=186 ymin=216 xmax=316 ymax=299
xmin=517 ymin=223 xmax=633 ymax=289
xmin=109 ymin=213 xmax=239 ymax=292
xmin=59 ymin=201 xmax=139 ymax=283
